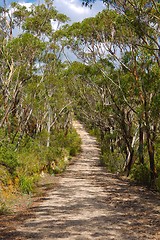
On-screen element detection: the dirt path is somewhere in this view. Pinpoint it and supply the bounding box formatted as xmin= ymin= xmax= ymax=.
xmin=1 ymin=121 xmax=160 ymax=240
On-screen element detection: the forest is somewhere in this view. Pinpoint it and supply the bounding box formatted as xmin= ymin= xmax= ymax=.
xmin=0 ymin=0 xmax=160 ymax=212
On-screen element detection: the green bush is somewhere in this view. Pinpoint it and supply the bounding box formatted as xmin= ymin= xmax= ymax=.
xmin=156 ymin=174 xmax=160 ymax=192
xmin=0 ymin=201 xmax=10 ymax=215
xmin=45 ymin=147 xmax=69 ymax=174
xmin=17 ymin=152 xmax=42 ymax=175
xmin=16 ymin=151 xmax=42 ymax=193
xmin=0 ymin=166 xmax=12 ymax=186
xmin=0 ymin=145 xmax=18 ymax=175
xmin=65 ymin=129 xmax=81 ymax=156
xmin=50 ymin=128 xmax=81 ymax=156
xmin=101 ymin=151 xmax=124 ymax=173
xmin=19 ymin=175 xmax=37 ymax=194
xmin=0 ymin=124 xmax=82 ymax=196
xmin=130 ymin=163 xmax=151 ymax=185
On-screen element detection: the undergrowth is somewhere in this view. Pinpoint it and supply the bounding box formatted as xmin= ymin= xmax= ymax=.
xmin=79 ymin=119 xmax=160 ymax=192
xmin=0 ymin=126 xmax=81 ymax=214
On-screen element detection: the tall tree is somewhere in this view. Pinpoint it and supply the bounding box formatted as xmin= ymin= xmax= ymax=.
xmin=0 ymin=0 xmax=71 ymax=148
xmin=60 ymin=3 xmax=160 ymax=185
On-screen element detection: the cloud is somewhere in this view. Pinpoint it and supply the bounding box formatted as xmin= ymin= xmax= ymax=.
xmin=1 ymin=0 xmax=33 ymax=7
xmin=16 ymin=1 xmax=32 ymax=8
xmin=54 ymin=0 xmax=105 ymax=23
xmin=3 ymin=0 xmax=105 ymax=23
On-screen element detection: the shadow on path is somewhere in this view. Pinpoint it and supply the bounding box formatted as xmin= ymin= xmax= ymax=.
xmin=0 ymin=121 xmax=160 ymax=240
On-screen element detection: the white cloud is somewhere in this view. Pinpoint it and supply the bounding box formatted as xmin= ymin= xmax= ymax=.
xmin=55 ymin=0 xmax=88 ymax=13
xmin=18 ymin=2 xmax=32 ymax=8
xmin=54 ymin=0 xmax=105 ymax=23
xmin=5 ymin=0 xmax=105 ymax=23
xmin=53 ymin=0 xmax=105 ymax=62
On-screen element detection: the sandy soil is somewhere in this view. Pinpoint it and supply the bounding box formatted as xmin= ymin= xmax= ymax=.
xmin=0 ymin=121 xmax=160 ymax=240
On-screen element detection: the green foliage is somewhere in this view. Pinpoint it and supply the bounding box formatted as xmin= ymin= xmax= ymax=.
xmin=18 ymin=175 xmax=35 ymax=194
xmin=38 ymin=128 xmax=82 ymax=174
xmin=1 ymin=0 xmax=159 ymax=203
xmin=0 ymin=0 xmax=83 ymax=212
xmin=155 ymin=175 xmax=160 ymax=192
xmin=0 ymin=145 xmax=18 ymax=175
xmin=51 ymin=128 xmax=81 ymax=157
xmin=101 ymin=151 xmax=124 ymax=173
xmin=89 ymin=127 xmax=101 ymax=139
xmin=52 ymin=149 xmax=69 ymax=174
xmin=0 ymin=166 xmax=12 ymax=186
xmin=63 ymin=0 xmax=160 ymax=189
xmin=155 ymin=156 xmax=160 ymax=192
xmin=65 ymin=129 xmax=82 ymax=156
xmin=17 ymin=152 xmax=42 ymax=175
xmin=6 ymin=33 xmax=45 ymax=62
xmin=0 ymin=201 xmax=10 ymax=215
xmin=0 ymin=125 xmax=81 ymax=198
xmin=130 ymin=163 xmax=151 ymax=186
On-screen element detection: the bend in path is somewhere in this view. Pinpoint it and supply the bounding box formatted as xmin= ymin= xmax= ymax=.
xmin=3 ymin=121 xmax=160 ymax=240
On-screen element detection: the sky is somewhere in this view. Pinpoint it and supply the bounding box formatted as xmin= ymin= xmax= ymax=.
xmin=54 ymin=0 xmax=105 ymax=23
xmin=3 ymin=0 xmax=105 ymax=23
xmin=2 ymin=0 xmax=105 ymax=61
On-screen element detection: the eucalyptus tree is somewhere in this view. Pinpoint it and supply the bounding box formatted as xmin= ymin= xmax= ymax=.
xmin=101 ymin=0 xmax=160 ymax=184
xmin=59 ymin=12 xmax=138 ymax=174
xmin=60 ymin=2 xmax=160 ymax=184
xmin=0 ymin=0 xmax=71 ymax=147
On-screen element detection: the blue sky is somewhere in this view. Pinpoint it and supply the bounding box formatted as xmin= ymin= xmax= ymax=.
xmin=54 ymin=0 xmax=105 ymax=22
xmin=2 ymin=0 xmax=105 ymax=61
xmin=3 ymin=0 xmax=105 ymax=23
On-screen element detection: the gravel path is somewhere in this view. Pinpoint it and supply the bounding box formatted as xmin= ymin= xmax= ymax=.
xmin=2 ymin=121 xmax=160 ymax=240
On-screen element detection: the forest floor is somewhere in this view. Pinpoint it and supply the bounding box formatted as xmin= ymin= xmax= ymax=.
xmin=0 ymin=121 xmax=160 ymax=240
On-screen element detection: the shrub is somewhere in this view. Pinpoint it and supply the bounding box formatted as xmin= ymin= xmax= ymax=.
xmin=0 ymin=166 xmax=12 ymax=186
xmin=17 ymin=152 xmax=42 ymax=175
xmin=44 ymin=147 xmax=69 ymax=174
xmin=16 ymin=151 xmax=42 ymax=193
xmin=0 ymin=124 xmax=82 ymax=197
xmin=53 ymin=153 xmax=69 ymax=174
xmin=156 ymin=174 xmax=160 ymax=192
xmin=51 ymin=128 xmax=81 ymax=156
xmin=0 ymin=201 xmax=10 ymax=215
xmin=0 ymin=145 xmax=18 ymax=175
xmin=101 ymin=150 xmax=124 ymax=173
xmin=130 ymin=163 xmax=151 ymax=186
xmin=65 ymin=129 xmax=81 ymax=156
xmin=19 ymin=175 xmax=35 ymax=194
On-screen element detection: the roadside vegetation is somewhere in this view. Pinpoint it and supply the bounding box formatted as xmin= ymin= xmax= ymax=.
xmin=0 ymin=126 xmax=81 ymax=214
xmin=60 ymin=0 xmax=160 ymax=190
xmin=0 ymin=0 xmax=81 ymax=213
xmin=0 ymin=0 xmax=160 ymax=214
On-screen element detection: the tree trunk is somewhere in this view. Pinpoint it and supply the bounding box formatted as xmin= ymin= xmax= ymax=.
xmin=138 ymin=121 xmax=144 ymax=164
xmin=110 ymin=127 xmax=114 ymax=153
xmin=47 ymin=104 xmax=51 ymax=148
xmin=147 ymin=138 xmax=156 ymax=187
xmin=144 ymin=101 xmax=156 ymax=187
xmin=124 ymin=148 xmax=135 ymax=176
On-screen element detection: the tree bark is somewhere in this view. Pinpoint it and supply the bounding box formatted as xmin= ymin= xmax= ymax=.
xmin=147 ymin=137 xmax=156 ymax=187
xmin=138 ymin=120 xmax=144 ymax=164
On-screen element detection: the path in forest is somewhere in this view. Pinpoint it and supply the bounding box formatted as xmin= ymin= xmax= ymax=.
xmin=2 ymin=121 xmax=160 ymax=240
